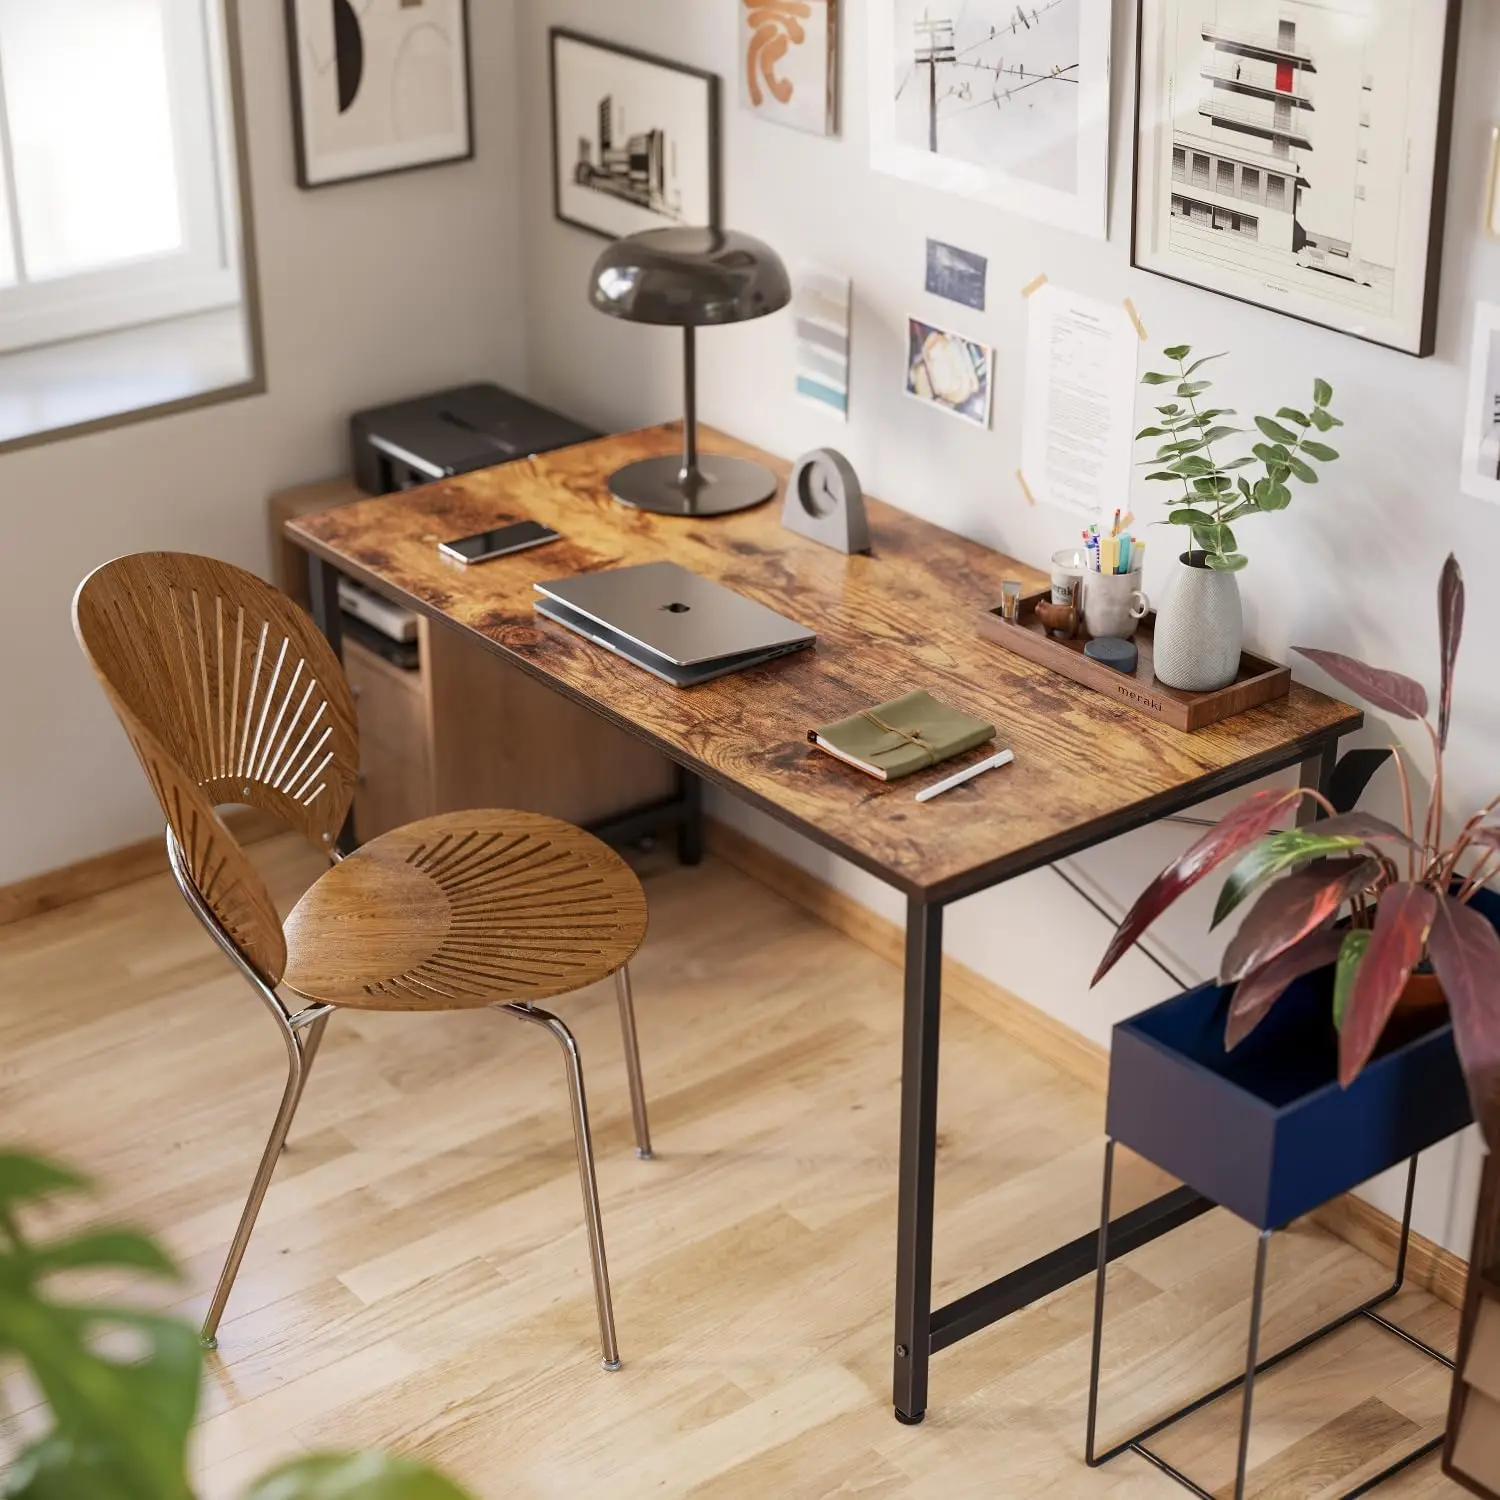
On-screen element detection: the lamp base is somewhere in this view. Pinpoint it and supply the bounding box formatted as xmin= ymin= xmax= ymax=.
xmin=607 ymin=455 xmax=779 ymax=517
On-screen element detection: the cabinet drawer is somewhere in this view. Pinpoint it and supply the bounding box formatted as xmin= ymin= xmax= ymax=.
xmin=343 ymin=637 xmax=429 ymax=765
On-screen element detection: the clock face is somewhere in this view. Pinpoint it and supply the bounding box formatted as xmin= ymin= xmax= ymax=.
xmin=795 ymin=449 xmax=858 ymax=519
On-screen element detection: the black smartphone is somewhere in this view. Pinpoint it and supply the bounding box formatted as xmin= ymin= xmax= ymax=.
xmin=438 ymin=519 xmax=560 ymax=565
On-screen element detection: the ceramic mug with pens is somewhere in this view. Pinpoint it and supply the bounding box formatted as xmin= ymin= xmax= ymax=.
xmin=1082 ymin=568 xmax=1150 ymax=640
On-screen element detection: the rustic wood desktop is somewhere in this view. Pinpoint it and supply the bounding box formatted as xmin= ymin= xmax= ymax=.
xmin=284 ymin=423 xmax=1363 ymax=1425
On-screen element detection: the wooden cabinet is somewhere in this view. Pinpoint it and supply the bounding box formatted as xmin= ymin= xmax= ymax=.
xmin=269 ymin=477 xmax=676 ymax=842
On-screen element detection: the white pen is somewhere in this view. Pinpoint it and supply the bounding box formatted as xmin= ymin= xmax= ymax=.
xmin=914 ymin=748 xmax=1015 ymax=803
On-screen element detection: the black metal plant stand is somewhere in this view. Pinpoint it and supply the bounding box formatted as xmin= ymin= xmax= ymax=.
xmin=1085 ymin=1147 xmax=1455 ymax=1500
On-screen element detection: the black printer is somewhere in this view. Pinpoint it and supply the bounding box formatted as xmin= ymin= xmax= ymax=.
xmin=350 ymin=382 xmax=599 ymax=495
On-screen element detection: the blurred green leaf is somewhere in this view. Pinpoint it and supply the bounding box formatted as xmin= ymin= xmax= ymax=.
xmin=1334 ymin=930 xmax=1372 ymax=1031
xmin=1255 ymin=416 xmax=1299 ymax=444
xmin=1184 ymin=353 xmax=1225 ymax=375
xmin=244 ymin=1453 xmax=479 ymax=1500
xmin=1136 ymin=426 xmax=1167 ymax=440
xmin=1177 ymin=380 xmax=1212 ymax=397
xmin=1260 ymin=483 xmax=1293 ymax=511
xmin=1193 ymin=523 xmax=1236 ymax=553
xmin=1277 ymin=407 xmax=1310 ymax=427
xmin=1162 ymin=344 xmax=1191 ymax=360
xmin=1145 ymin=471 xmax=1182 ymax=481
xmin=28 ymin=1231 xmax=177 ymax=1280
xmin=1220 ymin=456 xmax=1257 ymax=469
xmin=1201 ymin=426 xmax=1243 ymax=444
xmin=0 ymin=1155 xmax=89 ymax=1211
xmin=1287 ymin=456 xmax=1318 ymax=485
xmin=1309 ymin=406 xmax=1341 ymax=432
xmin=1313 ymin=378 xmax=1333 ymax=406
xmin=1156 ymin=402 xmax=1181 ymax=414
xmin=1168 ymin=509 xmax=1215 ymax=526
xmin=1207 ymin=552 xmax=1249 ymax=571
xmin=1170 ymin=456 xmax=1215 ymax=476
xmin=1142 ymin=371 xmax=1175 ymax=385
xmin=1302 ymin=440 xmax=1340 ymax=462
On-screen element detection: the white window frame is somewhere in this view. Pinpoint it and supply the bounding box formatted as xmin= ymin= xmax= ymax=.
xmin=0 ymin=0 xmax=241 ymax=357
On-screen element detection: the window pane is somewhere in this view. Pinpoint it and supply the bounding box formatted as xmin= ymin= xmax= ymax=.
xmin=0 ymin=0 xmax=182 ymax=281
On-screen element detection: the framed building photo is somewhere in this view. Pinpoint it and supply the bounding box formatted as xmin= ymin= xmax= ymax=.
xmin=1460 ymin=302 xmax=1500 ymax=506
xmin=285 ymin=0 xmax=473 ymax=188
xmin=550 ymin=30 xmax=721 ymax=240
xmin=868 ymin=0 xmax=1110 ymax=239
xmin=739 ymin=0 xmax=839 ymax=137
xmin=1131 ymin=0 xmax=1461 ymax=356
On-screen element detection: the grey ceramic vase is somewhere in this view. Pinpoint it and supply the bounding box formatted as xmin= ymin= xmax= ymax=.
xmin=1152 ymin=552 xmax=1243 ymax=691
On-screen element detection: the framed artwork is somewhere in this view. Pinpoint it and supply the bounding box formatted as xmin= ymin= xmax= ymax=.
xmin=868 ymin=0 xmax=1111 ymax=239
xmin=550 ymin=30 xmax=721 ymax=240
xmin=285 ymin=0 xmax=473 ymax=188
xmin=1460 ymin=303 xmax=1500 ymax=506
xmin=905 ymin=316 xmax=994 ymax=429
xmin=1132 ymin=0 xmax=1461 ymax=357
xmin=739 ymin=0 xmax=839 ymax=137
xmin=1486 ymin=127 xmax=1500 ymax=240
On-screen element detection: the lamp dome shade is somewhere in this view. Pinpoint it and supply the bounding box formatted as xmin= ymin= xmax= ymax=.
xmin=589 ymin=228 xmax=792 ymax=328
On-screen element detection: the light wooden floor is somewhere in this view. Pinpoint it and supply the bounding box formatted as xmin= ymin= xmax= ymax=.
xmin=1 ymin=835 xmax=1465 ymax=1498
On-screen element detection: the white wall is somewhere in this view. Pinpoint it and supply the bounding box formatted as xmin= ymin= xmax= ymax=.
xmin=0 ymin=0 xmax=527 ymax=883
xmin=516 ymin=0 xmax=1500 ymax=1252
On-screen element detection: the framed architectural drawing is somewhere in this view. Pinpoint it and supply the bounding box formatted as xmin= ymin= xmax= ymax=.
xmin=868 ymin=0 xmax=1110 ymax=239
xmin=739 ymin=0 xmax=838 ymax=137
xmin=1461 ymin=303 xmax=1500 ymax=505
xmin=1132 ymin=0 xmax=1461 ymax=356
xmin=550 ymin=30 xmax=721 ymax=240
xmin=285 ymin=0 xmax=473 ymax=188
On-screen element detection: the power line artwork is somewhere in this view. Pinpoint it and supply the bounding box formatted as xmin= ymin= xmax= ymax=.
xmin=898 ymin=3 xmax=1078 ymax=157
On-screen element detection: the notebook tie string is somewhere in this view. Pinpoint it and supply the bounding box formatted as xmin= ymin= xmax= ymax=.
xmin=859 ymin=711 xmax=938 ymax=769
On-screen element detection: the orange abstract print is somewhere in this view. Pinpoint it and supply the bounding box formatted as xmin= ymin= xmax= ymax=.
xmin=743 ymin=0 xmax=812 ymax=107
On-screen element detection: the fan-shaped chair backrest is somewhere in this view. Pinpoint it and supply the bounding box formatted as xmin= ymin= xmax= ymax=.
xmin=73 ymin=553 xmax=359 ymax=985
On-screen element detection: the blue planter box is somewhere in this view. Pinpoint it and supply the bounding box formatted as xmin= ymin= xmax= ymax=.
xmin=1106 ymin=887 xmax=1498 ymax=1230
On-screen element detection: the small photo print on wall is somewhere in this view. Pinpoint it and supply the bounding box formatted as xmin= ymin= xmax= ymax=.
xmin=925 ymin=239 xmax=987 ymax=311
xmin=906 ymin=317 xmax=993 ymax=428
xmin=551 ymin=30 xmax=721 ymax=239
xmin=868 ymin=0 xmax=1110 ymax=238
xmin=739 ymin=0 xmax=838 ymax=136
xmin=1461 ymin=303 xmax=1500 ymax=505
xmin=794 ymin=269 xmax=851 ymax=420
xmin=286 ymin=0 xmax=473 ymax=188
xmin=1132 ymin=0 xmax=1460 ymax=356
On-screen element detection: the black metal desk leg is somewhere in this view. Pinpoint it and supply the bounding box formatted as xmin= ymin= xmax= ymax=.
xmin=306 ymin=554 xmax=356 ymax=855
xmin=1297 ymin=744 xmax=1338 ymax=825
xmin=676 ymin=767 xmax=704 ymax=866
xmin=893 ymin=897 xmax=944 ymax=1424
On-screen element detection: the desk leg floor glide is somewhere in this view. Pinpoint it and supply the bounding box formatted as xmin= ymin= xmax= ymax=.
xmin=1085 ymin=1144 xmax=1453 ymax=1500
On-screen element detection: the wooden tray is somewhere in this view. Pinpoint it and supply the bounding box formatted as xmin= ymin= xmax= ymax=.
xmin=976 ymin=594 xmax=1291 ymax=732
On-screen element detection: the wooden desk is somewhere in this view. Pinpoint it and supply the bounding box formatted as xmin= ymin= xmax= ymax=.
xmin=286 ymin=423 xmax=1362 ymax=1422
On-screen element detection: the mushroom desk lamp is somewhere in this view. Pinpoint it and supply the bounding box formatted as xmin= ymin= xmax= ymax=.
xmin=588 ymin=226 xmax=792 ymax=516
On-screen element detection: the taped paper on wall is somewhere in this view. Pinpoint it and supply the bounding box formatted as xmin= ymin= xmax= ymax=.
xmin=1019 ymin=283 xmax=1138 ymax=520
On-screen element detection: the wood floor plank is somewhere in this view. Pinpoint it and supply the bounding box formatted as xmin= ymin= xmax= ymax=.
xmin=1 ymin=835 xmax=1464 ymax=1498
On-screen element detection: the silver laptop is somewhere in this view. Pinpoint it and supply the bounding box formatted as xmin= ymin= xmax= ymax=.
xmin=534 ymin=561 xmax=815 ymax=687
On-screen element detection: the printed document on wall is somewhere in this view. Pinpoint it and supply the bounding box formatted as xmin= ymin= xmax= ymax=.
xmin=1020 ymin=285 xmax=1138 ymax=519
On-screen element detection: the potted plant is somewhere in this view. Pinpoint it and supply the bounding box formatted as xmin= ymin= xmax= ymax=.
xmin=1137 ymin=343 xmax=1343 ymax=691
xmin=0 ymin=1150 xmax=475 ymax=1500
xmin=1092 ymin=554 xmax=1500 ymax=1148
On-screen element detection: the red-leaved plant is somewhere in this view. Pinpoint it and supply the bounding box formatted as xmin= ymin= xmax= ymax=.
xmin=1092 ymin=555 xmax=1500 ymax=1146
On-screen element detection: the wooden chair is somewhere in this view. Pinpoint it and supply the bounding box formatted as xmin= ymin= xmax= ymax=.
xmin=72 ymin=552 xmax=652 ymax=1371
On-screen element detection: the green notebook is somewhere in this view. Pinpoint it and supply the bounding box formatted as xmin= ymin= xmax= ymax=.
xmin=809 ymin=691 xmax=996 ymax=782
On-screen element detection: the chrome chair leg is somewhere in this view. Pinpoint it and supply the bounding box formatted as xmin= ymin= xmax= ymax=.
xmin=614 ymin=965 xmax=653 ymax=1160
xmin=200 ymin=1005 xmax=324 ymax=1349
xmin=496 ymin=1002 xmax=621 ymax=1371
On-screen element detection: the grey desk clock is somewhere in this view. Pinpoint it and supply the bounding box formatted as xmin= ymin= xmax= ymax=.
xmin=782 ymin=448 xmax=869 ymax=554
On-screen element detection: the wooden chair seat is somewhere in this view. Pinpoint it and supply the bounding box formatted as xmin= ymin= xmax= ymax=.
xmin=281 ymin=809 xmax=648 ymax=1010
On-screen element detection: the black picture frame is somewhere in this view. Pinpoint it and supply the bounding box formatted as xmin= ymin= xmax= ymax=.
xmin=285 ymin=0 xmax=475 ymax=190
xmin=1129 ymin=0 xmax=1461 ymax=358
xmin=549 ymin=28 xmax=722 ymax=241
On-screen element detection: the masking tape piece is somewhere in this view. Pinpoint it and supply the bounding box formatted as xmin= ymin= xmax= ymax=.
xmin=1021 ymin=273 xmax=1048 ymax=299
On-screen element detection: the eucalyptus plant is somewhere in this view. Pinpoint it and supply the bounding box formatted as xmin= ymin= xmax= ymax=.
xmin=0 ymin=1152 xmax=474 ymax=1500
xmin=1138 ymin=343 xmax=1343 ymax=572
